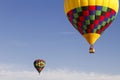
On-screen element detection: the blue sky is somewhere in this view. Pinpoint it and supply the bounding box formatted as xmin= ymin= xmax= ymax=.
xmin=0 ymin=0 xmax=120 ymax=80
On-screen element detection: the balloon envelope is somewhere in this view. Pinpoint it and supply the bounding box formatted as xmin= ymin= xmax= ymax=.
xmin=34 ymin=59 xmax=46 ymax=74
xmin=64 ymin=0 xmax=119 ymax=53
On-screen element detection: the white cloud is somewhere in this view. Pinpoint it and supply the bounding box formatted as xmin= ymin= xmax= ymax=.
xmin=44 ymin=69 xmax=120 ymax=80
xmin=0 ymin=65 xmax=120 ymax=80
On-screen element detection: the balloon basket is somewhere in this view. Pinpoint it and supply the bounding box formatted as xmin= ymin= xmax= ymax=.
xmin=89 ymin=45 xmax=95 ymax=54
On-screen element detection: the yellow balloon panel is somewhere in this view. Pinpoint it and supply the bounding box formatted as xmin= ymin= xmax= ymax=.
xmin=83 ymin=33 xmax=100 ymax=45
xmin=95 ymin=0 xmax=103 ymax=5
xmin=64 ymin=0 xmax=119 ymax=14
xmin=88 ymin=0 xmax=95 ymax=5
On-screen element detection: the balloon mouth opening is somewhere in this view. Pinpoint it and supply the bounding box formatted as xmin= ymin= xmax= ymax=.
xmin=89 ymin=45 xmax=95 ymax=53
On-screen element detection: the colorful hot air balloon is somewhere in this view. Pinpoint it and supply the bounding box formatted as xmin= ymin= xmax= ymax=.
xmin=34 ymin=59 xmax=46 ymax=74
xmin=64 ymin=0 xmax=119 ymax=53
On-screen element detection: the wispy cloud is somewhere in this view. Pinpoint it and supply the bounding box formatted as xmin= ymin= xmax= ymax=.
xmin=60 ymin=31 xmax=76 ymax=35
xmin=11 ymin=40 xmax=29 ymax=47
xmin=0 ymin=64 xmax=120 ymax=80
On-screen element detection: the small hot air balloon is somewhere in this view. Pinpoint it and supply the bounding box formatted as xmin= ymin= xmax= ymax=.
xmin=34 ymin=59 xmax=46 ymax=74
xmin=64 ymin=0 xmax=119 ymax=53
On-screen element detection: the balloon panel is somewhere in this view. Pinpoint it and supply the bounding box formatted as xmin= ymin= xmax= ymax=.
xmin=67 ymin=6 xmax=116 ymax=35
xmin=64 ymin=0 xmax=119 ymax=14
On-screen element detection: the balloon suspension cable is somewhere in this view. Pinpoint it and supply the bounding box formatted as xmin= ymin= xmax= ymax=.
xmin=89 ymin=45 xmax=95 ymax=54
xmin=38 ymin=72 xmax=40 ymax=75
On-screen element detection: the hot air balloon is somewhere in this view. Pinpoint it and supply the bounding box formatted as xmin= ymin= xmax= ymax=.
xmin=64 ymin=0 xmax=119 ymax=53
xmin=34 ymin=59 xmax=46 ymax=74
